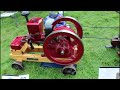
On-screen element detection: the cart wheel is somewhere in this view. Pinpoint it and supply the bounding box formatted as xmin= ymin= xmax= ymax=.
xmin=12 ymin=61 xmax=24 ymax=70
xmin=62 ymin=64 xmax=76 ymax=75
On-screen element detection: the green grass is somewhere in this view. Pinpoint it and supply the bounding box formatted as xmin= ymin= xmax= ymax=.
xmin=1 ymin=11 xmax=119 ymax=79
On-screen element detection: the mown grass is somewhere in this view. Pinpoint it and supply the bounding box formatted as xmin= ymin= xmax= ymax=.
xmin=1 ymin=11 xmax=119 ymax=79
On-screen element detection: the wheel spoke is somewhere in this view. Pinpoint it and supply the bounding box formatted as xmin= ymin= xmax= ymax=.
xmin=71 ymin=40 xmax=78 ymax=46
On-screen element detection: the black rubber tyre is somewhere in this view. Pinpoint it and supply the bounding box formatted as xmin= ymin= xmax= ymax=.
xmin=62 ymin=64 xmax=76 ymax=75
xmin=12 ymin=61 xmax=24 ymax=70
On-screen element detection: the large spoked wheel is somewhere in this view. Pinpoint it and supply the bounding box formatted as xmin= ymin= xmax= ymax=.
xmin=62 ymin=64 xmax=76 ymax=75
xmin=43 ymin=30 xmax=84 ymax=65
xmin=52 ymin=16 xmax=83 ymax=38
xmin=12 ymin=61 xmax=24 ymax=70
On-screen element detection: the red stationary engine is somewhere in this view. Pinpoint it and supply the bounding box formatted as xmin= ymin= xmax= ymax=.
xmin=10 ymin=11 xmax=84 ymax=75
xmin=10 ymin=11 xmax=84 ymax=66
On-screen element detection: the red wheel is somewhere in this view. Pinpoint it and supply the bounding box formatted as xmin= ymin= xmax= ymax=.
xmin=43 ymin=30 xmax=84 ymax=65
xmin=52 ymin=16 xmax=83 ymax=39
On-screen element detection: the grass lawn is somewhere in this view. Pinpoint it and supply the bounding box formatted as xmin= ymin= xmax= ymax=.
xmin=1 ymin=11 xmax=119 ymax=79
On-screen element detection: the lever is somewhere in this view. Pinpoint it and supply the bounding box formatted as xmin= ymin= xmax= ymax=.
xmin=28 ymin=39 xmax=34 ymax=50
xmin=21 ymin=11 xmax=30 ymax=22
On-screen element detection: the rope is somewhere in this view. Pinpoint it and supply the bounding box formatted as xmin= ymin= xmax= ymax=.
xmin=83 ymin=36 xmax=111 ymax=40
xmin=82 ymin=26 xmax=119 ymax=28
